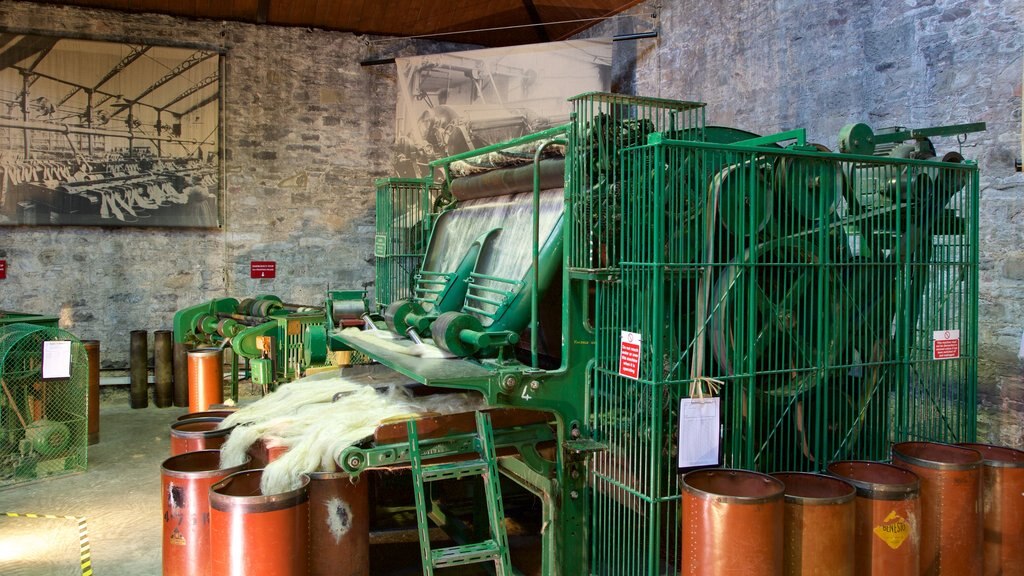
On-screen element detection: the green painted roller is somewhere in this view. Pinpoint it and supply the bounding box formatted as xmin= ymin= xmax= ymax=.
xmin=431 ymin=311 xmax=519 ymax=357
xmin=24 ymin=419 xmax=71 ymax=456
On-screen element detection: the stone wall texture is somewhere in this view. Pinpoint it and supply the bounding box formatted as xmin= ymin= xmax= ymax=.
xmin=592 ymin=0 xmax=1023 ymax=446
xmin=0 ymin=2 xmax=449 ymax=368
xmin=1 ymin=1 xmax=1022 ymax=446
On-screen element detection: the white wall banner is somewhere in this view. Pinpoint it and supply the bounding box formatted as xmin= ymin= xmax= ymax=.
xmin=393 ymin=39 xmax=613 ymax=177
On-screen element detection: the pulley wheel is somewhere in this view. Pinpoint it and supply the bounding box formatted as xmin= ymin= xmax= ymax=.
xmin=708 ymin=238 xmax=840 ymax=397
xmin=303 ymin=324 xmax=328 ymax=366
xmin=775 ymin=143 xmax=842 ymax=220
xmin=713 ymin=162 xmax=773 ymax=236
xmin=838 ymin=123 xmax=875 ymax=155
xmin=384 ymin=299 xmax=422 ymax=336
xmin=432 ymin=311 xmax=484 ymax=357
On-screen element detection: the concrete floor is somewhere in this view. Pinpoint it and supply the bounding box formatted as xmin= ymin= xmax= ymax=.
xmin=0 ymin=389 xmax=181 ymax=576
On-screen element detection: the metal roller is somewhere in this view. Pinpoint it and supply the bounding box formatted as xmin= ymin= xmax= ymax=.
xmin=129 ymin=330 xmax=148 ymax=409
xmin=449 ymin=158 xmax=565 ymax=201
xmin=332 ymin=299 xmax=367 ymax=326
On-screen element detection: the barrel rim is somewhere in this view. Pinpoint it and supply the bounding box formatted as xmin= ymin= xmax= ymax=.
xmin=210 ymin=469 xmax=310 ymax=513
xmin=681 ymin=468 xmax=784 ymax=504
xmin=188 ymin=347 xmax=223 ymax=357
xmin=771 ymin=471 xmax=857 ymax=505
xmin=826 ymin=460 xmax=920 ymax=500
xmin=305 ymin=469 xmax=355 ymax=481
xmin=892 ymin=441 xmax=982 ymax=471
xmin=161 ymin=450 xmax=249 ymax=479
xmin=956 ymin=443 xmax=1024 ymax=468
xmin=176 ymin=409 xmax=238 ymax=422
xmin=170 ymin=417 xmax=232 ymax=438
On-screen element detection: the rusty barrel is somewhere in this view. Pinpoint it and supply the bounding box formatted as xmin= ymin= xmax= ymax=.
xmin=307 ymin=470 xmax=369 ymax=576
xmin=681 ymin=468 xmax=784 ymax=576
xmin=154 ymin=330 xmax=174 ymax=408
xmin=828 ymin=461 xmax=920 ymax=576
xmin=176 ymin=408 xmax=237 ymax=422
xmin=169 ymin=417 xmax=231 ymax=456
xmin=958 ymin=443 xmax=1024 ymax=576
xmin=210 ymin=469 xmax=310 ymax=576
xmin=773 ymin=472 xmax=856 ymax=576
xmin=129 ymin=329 xmax=148 ymax=408
xmin=161 ymin=450 xmax=248 ymax=576
xmin=172 ymin=341 xmax=191 ymax=407
xmin=82 ymin=340 xmax=100 ymax=445
xmin=187 ymin=347 xmax=223 ymax=413
xmin=892 ymin=441 xmax=982 ymax=576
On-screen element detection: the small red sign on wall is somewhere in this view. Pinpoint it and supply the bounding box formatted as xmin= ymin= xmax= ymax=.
xmin=250 ymin=261 xmax=276 ymax=279
xmin=0 ymin=259 xmax=6 ymax=280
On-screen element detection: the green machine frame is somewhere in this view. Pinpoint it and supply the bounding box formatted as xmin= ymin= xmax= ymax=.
xmin=322 ymin=92 xmax=979 ymax=575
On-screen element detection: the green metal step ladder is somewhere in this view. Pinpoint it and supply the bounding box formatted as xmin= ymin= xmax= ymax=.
xmin=407 ymin=410 xmax=513 ymax=575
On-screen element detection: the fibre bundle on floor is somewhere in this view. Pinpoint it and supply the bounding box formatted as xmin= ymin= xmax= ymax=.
xmin=217 ymin=370 xmax=484 ymax=494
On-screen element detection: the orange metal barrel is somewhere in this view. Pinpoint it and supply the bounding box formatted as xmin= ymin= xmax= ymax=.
xmin=187 ymin=348 xmax=223 ymax=413
xmin=210 ymin=469 xmax=310 ymax=576
xmin=82 ymin=340 xmax=100 ymax=445
xmin=773 ymin=472 xmax=856 ymax=576
xmin=958 ymin=443 xmax=1024 ymax=576
xmin=161 ymin=450 xmax=248 ymax=576
xmin=681 ymin=469 xmax=784 ymax=576
xmin=307 ymin=470 xmax=370 ymax=576
xmin=176 ymin=408 xmax=237 ymax=422
xmin=246 ymin=438 xmax=289 ymax=470
xmin=827 ymin=461 xmax=920 ymax=576
xmin=169 ymin=417 xmax=230 ymax=456
xmin=892 ymin=442 xmax=982 ymax=576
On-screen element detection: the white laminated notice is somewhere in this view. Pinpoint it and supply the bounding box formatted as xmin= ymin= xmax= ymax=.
xmin=678 ymin=397 xmax=720 ymax=468
xmin=41 ymin=340 xmax=72 ymax=379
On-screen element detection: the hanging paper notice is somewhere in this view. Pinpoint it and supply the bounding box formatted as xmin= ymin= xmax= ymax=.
xmin=678 ymin=397 xmax=720 ymax=468
xmin=41 ymin=340 xmax=72 ymax=379
xmin=932 ymin=330 xmax=960 ymax=360
xmin=619 ymin=331 xmax=642 ymax=380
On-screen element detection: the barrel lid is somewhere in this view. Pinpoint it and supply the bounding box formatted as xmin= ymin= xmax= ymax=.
xmin=210 ymin=469 xmax=310 ymax=513
xmin=957 ymin=443 xmax=1024 ymax=468
xmin=826 ymin=461 xmax=919 ymax=500
xmin=188 ymin=347 xmax=222 ymax=357
xmin=681 ymin=468 xmax=784 ymax=504
xmin=161 ymin=450 xmax=248 ymax=478
xmin=772 ymin=472 xmax=856 ymax=505
xmin=892 ymin=441 xmax=982 ymax=471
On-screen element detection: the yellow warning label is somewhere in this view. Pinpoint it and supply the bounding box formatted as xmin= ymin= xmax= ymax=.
xmin=873 ymin=510 xmax=910 ymax=550
xmin=170 ymin=528 xmax=186 ymax=546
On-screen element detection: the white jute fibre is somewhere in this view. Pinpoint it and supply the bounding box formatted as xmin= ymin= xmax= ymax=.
xmin=216 ymin=370 xmax=484 ymax=494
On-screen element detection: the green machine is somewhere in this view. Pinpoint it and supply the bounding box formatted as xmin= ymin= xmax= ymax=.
xmin=314 ymin=92 xmax=980 ymax=575
xmin=0 ymin=310 xmax=59 ymax=328
xmin=173 ymin=292 xmax=367 ymax=392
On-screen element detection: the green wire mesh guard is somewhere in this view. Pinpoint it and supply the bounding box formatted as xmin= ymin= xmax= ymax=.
xmin=0 ymin=323 xmax=88 ymax=488
xmin=374 ymin=178 xmax=440 ymax=313
xmin=572 ymin=95 xmax=978 ymax=574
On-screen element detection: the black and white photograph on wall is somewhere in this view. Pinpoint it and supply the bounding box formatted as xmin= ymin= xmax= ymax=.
xmin=0 ymin=33 xmax=221 ymax=228
xmin=393 ymin=39 xmax=613 ymax=178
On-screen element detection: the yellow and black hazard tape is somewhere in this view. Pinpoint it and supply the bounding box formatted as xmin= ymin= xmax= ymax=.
xmin=2 ymin=511 xmax=93 ymax=576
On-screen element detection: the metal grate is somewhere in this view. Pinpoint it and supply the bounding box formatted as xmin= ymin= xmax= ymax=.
xmin=374 ymin=178 xmax=439 ymax=313
xmin=0 ymin=323 xmax=87 ymax=489
xmin=587 ymin=133 xmax=978 ymax=574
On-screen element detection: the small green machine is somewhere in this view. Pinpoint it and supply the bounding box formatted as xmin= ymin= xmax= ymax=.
xmin=313 ymin=92 xmax=980 ymax=575
xmin=173 ymin=292 xmax=367 ymax=392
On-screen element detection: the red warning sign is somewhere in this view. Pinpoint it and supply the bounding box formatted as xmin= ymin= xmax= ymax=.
xmin=932 ymin=330 xmax=960 ymax=360
xmin=0 ymin=259 xmax=6 ymax=280
xmin=250 ymin=261 xmax=276 ymax=279
xmin=619 ymin=331 xmax=642 ymax=380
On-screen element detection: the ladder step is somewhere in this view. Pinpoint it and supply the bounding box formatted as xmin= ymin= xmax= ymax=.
xmin=420 ymin=459 xmax=488 ymax=482
xmin=431 ymin=539 xmax=501 ymax=568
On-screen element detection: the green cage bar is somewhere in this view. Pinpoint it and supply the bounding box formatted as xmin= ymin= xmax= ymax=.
xmin=587 ymin=132 xmax=978 ymax=574
xmin=374 ymin=178 xmax=438 ymax=313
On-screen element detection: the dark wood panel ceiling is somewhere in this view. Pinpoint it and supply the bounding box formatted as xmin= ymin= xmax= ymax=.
xmin=24 ymin=0 xmax=645 ymax=47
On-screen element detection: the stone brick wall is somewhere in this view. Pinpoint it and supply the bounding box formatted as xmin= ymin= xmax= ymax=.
xmin=0 ymin=2 xmax=418 ymax=367
xmin=593 ymin=0 xmax=1023 ymax=446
